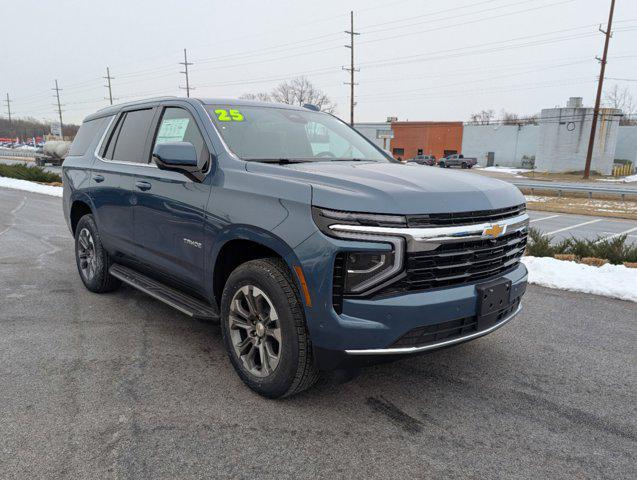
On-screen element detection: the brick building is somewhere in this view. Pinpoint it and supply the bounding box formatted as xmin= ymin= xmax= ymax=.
xmin=390 ymin=121 xmax=463 ymax=160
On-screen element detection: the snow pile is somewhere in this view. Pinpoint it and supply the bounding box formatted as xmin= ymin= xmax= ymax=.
xmin=0 ymin=177 xmax=63 ymax=197
xmin=597 ymin=174 xmax=637 ymax=183
xmin=480 ymin=166 xmax=532 ymax=176
xmin=522 ymin=256 xmax=637 ymax=303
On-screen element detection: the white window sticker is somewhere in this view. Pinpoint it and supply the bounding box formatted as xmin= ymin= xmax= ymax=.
xmin=156 ymin=118 xmax=190 ymax=144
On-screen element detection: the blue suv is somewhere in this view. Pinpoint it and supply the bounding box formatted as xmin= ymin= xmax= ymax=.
xmin=63 ymin=97 xmax=528 ymax=398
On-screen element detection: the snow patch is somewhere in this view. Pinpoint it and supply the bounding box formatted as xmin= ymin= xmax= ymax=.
xmin=0 ymin=177 xmax=62 ymax=197
xmin=597 ymin=174 xmax=637 ymax=183
xmin=480 ymin=166 xmax=532 ymax=176
xmin=522 ymin=256 xmax=637 ymax=303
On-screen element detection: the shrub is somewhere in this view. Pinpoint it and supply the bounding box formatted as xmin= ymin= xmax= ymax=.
xmin=525 ymin=227 xmax=637 ymax=265
xmin=0 ymin=163 xmax=62 ymax=184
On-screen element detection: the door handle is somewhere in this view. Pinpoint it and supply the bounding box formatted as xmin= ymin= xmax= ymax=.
xmin=93 ymin=174 xmax=105 ymax=183
xmin=135 ymin=180 xmax=152 ymax=191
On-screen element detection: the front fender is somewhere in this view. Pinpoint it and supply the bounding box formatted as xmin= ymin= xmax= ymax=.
xmin=205 ymin=224 xmax=305 ymax=304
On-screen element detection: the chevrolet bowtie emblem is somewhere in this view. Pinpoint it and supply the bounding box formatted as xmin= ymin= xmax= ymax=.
xmin=483 ymin=223 xmax=504 ymax=238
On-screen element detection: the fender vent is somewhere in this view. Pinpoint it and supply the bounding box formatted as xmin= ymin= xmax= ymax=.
xmin=332 ymin=253 xmax=346 ymax=314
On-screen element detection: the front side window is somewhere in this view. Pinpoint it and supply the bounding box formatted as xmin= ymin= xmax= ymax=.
xmin=153 ymin=107 xmax=208 ymax=166
xmin=206 ymin=105 xmax=388 ymax=162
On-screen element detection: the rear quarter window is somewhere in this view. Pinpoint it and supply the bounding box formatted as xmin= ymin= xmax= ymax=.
xmin=68 ymin=117 xmax=109 ymax=156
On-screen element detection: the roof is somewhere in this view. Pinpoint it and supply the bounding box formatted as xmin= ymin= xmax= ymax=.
xmin=84 ymin=96 xmax=312 ymax=122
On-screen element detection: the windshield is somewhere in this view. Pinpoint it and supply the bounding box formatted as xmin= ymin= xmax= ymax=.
xmin=206 ymin=104 xmax=389 ymax=162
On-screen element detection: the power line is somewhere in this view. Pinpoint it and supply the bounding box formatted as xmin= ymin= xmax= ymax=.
xmin=179 ymin=49 xmax=194 ymax=98
xmin=343 ymin=11 xmax=360 ymax=126
xmin=104 ymin=67 xmax=115 ymax=105
xmin=584 ymin=0 xmax=616 ymax=180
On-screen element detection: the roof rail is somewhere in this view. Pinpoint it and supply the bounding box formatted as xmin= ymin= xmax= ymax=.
xmin=95 ymin=96 xmax=179 ymax=112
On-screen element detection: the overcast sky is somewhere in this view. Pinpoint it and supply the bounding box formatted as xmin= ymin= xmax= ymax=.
xmin=3 ymin=0 xmax=636 ymax=125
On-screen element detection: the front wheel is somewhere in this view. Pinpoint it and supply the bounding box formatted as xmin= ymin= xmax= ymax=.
xmin=439 ymin=162 xmax=445 ymax=168
xmin=220 ymin=258 xmax=319 ymax=398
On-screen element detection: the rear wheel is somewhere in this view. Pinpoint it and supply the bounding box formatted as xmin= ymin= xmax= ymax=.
xmin=74 ymin=214 xmax=121 ymax=293
xmin=220 ymin=258 xmax=319 ymax=398
xmin=461 ymin=162 xmax=468 ymax=169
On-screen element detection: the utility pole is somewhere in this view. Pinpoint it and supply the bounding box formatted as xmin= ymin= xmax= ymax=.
xmin=4 ymin=93 xmax=11 ymax=125
xmin=343 ymin=11 xmax=360 ymax=126
xmin=52 ymin=79 xmax=64 ymax=138
xmin=4 ymin=93 xmax=12 ymax=138
xmin=104 ymin=66 xmax=115 ymax=105
xmin=583 ymin=0 xmax=616 ymax=179
xmin=179 ymin=49 xmax=194 ymax=98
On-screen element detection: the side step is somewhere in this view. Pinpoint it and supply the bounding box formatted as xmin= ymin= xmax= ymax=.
xmin=109 ymin=264 xmax=219 ymax=320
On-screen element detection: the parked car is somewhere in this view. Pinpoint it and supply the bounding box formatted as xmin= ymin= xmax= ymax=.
xmin=408 ymin=154 xmax=436 ymax=166
xmin=439 ymin=153 xmax=477 ymax=169
xmin=63 ymin=97 xmax=528 ymax=398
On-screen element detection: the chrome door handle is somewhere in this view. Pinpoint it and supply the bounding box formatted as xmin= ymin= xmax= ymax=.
xmin=135 ymin=180 xmax=152 ymax=191
xmin=93 ymin=174 xmax=105 ymax=183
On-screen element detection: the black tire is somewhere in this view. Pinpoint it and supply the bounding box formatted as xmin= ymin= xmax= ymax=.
xmin=220 ymin=258 xmax=319 ymax=398
xmin=439 ymin=162 xmax=445 ymax=168
xmin=461 ymin=162 xmax=468 ymax=169
xmin=74 ymin=214 xmax=121 ymax=293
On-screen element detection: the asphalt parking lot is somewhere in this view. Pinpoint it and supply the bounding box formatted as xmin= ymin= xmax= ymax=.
xmin=1 ymin=188 xmax=636 ymax=479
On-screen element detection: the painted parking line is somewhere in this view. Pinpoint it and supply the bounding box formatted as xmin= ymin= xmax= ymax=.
xmin=529 ymin=214 xmax=561 ymax=223
xmin=545 ymin=219 xmax=603 ymax=236
xmin=595 ymin=226 xmax=637 ymax=243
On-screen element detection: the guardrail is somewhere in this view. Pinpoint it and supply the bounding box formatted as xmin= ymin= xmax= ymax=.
xmin=0 ymin=148 xmax=38 ymax=158
xmin=513 ymin=181 xmax=637 ymax=201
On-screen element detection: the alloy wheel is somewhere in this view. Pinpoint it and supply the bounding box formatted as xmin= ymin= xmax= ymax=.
xmin=77 ymin=227 xmax=98 ymax=281
xmin=228 ymin=285 xmax=281 ymax=377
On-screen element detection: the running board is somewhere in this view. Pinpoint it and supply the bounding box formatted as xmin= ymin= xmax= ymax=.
xmin=109 ymin=264 xmax=219 ymax=320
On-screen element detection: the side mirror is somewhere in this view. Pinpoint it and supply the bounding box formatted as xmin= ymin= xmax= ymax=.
xmin=152 ymin=142 xmax=204 ymax=182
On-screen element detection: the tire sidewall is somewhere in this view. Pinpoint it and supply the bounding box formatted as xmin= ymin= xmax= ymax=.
xmin=220 ymin=261 xmax=304 ymax=398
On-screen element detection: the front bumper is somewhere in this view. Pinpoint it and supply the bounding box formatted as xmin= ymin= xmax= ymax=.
xmin=310 ymin=263 xmax=527 ymax=370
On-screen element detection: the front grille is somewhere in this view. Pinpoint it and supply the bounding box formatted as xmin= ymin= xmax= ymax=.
xmin=390 ymin=298 xmax=520 ymax=348
xmin=380 ymin=229 xmax=527 ymax=295
xmin=406 ymin=204 xmax=525 ymax=228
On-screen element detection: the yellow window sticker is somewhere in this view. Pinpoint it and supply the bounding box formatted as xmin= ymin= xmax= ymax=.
xmin=215 ymin=109 xmax=244 ymax=122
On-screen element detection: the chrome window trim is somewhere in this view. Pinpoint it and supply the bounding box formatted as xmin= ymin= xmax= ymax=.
xmin=330 ymin=213 xmax=529 ymax=246
xmin=345 ymin=303 xmax=522 ymax=355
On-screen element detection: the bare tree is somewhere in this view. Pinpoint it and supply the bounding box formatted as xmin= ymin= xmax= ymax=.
xmin=240 ymin=77 xmax=336 ymax=113
xmin=469 ymin=109 xmax=495 ymax=125
xmin=239 ymin=92 xmax=272 ymax=102
xmin=499 ymin=110 xmax=539 ymax=126
xmin=500 ymin=110 xmax=520 ymax=125
xmin=603 ymin=84 xmax=635 ymax=125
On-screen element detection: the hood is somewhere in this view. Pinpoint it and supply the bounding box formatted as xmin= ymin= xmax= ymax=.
xmin=245 ymin=161 xmax=525 ymax=215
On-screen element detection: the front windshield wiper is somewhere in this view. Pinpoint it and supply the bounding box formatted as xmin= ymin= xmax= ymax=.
xmin=248 ymin=158 xmax=315 ymax=164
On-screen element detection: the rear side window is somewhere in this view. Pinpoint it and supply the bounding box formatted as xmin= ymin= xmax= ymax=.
xmin=68 ymin=117 xmax=109 ymax=156
xmin=105 ymin=109 xmax=155 ymax=163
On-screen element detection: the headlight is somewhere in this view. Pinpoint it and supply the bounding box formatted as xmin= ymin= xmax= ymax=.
xmin=313 ymin=207 xmax=405 ymax=295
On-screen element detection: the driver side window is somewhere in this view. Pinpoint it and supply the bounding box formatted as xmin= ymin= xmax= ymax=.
xmin=153 ymin=107 xmax=209 ymax=167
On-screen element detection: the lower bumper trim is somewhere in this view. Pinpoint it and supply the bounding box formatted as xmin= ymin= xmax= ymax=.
xmin=344 ymin=303 xmax=522 ymax=355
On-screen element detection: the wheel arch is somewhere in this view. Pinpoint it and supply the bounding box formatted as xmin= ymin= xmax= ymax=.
xmin=209 ymin=227 xmax=304 ymax=309
xmin=69 ymin=194 xmax=96 ymax=234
